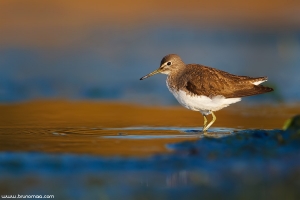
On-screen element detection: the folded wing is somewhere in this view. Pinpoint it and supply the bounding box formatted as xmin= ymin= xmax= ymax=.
xmin=182 ymin=65 xmax=273 ymax=98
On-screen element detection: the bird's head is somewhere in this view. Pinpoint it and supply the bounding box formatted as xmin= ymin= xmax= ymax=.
xmin=140 ymin=54 xmax=184 ymax=80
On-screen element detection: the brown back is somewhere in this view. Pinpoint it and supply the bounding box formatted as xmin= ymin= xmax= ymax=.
xmin=169 ymin=64 xmax=273 ymax=98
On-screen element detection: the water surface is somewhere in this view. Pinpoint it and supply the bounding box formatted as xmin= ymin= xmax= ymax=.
xmin=1 ymin=101 xmax=300 ymax=199
xmin=0 ymin=100 xmax=298 ymax=156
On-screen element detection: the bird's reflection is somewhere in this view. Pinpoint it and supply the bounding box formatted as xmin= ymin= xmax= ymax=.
xmin=166 ymin=170 xmax=189 ymax=187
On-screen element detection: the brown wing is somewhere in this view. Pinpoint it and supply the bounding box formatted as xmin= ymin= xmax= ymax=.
xmin=180 ymin=64 xmax=273 ymax=98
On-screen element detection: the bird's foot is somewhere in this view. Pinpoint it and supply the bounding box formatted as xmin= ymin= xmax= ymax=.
xmin=202 ymin=130 xmax=210 ymax=136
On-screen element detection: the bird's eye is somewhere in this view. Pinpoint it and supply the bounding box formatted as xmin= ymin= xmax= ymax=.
xmin=167 ymin=62 xmax=172 ymax=66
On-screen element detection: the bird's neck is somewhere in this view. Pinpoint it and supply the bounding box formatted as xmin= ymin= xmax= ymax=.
xmin=167 ymin=67 xmax=185 ymax=91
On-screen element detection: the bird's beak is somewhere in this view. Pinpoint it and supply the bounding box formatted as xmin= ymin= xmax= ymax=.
xmin=140 ymin=69 xmax=160 ymax=80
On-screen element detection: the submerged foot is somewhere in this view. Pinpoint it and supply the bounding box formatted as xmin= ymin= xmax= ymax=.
xmin=202 ymin=130 xmax=210 ymax=136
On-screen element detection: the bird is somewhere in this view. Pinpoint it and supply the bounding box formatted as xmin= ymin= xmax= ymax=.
xmin=140 ymin=54 xmax=273 ymax=132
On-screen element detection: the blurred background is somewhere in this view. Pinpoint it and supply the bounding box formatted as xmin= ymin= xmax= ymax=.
xmin=1 ymin=2 xmax=300 ymax=198
xmin=0 ymin=0 xmax=299 ymax=105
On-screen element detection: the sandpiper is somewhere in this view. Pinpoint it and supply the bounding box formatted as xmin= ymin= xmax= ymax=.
xmin=140 ymin=54 xmax=273 ymax=132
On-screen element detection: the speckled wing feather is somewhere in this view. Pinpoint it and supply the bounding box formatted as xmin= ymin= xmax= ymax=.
xmin=178 ymin=64 xmax=273 ymax=98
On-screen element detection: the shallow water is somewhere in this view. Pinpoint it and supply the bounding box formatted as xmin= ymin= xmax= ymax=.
xmin=0 ymin=100 xmax=297 ymax=156
xmin=1 ymin=101 xmax=300 ymax=199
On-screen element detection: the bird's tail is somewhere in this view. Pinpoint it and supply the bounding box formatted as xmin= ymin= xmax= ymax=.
xmin=249 ymin=76 xmax=268 ymax=85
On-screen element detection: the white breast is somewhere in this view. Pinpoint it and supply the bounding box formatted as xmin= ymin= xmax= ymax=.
xmin=167 ymin=82 xmax=241 ymax=115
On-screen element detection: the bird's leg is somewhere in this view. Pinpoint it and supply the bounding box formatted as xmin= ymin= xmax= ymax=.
xmin=203 ymin=115 xmax=208 ymax=131
xmin=203 ymin=111 xmax=216 ymax=132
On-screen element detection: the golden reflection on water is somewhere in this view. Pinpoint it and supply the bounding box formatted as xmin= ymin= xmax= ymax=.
xmin=0 ymin=100 xmax=299 ymax=157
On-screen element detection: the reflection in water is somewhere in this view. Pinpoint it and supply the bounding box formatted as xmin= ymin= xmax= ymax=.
xmin=166 ymin=170 xmax=188 ymax=187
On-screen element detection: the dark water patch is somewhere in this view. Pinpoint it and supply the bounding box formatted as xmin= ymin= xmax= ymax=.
xmin=168 ymin=129 xmax=297 ymax=159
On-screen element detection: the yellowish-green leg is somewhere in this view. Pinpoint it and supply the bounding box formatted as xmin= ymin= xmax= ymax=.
xmin=203 ymin=115 xmax=207 ymax=129
xmin=203 ymin=111 xmax=216 ymax=132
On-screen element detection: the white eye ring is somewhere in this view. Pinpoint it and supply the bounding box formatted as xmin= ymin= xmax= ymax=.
xmin=167 ymin=61 xmax=172 ymax=66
